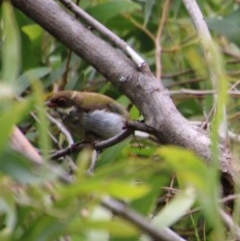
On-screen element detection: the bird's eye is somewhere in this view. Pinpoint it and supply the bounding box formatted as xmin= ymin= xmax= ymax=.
xmin=56 ymin=97 xmax=68 ymax=107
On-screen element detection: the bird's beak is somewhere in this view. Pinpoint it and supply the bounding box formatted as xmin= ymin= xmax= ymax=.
xmin=45 ymin=100 xmax=55 ymax=108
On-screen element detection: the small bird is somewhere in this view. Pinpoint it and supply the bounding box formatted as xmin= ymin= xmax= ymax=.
xmin=47 ymin=90 xmax=129 ymax=141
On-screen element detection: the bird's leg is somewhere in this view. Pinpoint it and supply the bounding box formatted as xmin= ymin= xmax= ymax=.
xmin=87 ymin=149 xmax=101 ymax=175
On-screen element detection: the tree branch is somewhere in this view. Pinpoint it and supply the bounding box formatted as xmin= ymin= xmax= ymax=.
xmin=50 ymin=129 xmax=132 ymax=160
xmin=101 ymin=197 xmax=186 ymax=241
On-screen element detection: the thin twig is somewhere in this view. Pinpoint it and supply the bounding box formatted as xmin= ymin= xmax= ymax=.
xmin=58 ymin=0 xmax=147 ymax=70
xmin=50 ymin=129 xmax=132 ymax=160
xmin=167 ymin=78 xmax=203 ymax=88
xmin=59 ymin=50 xmax=72 ymax=91
xmin=223 ymin=49 xmax=240 ymax=60
xmin=219 ymin=209 xmax=240 ymax=240
xmin=220 ymin=194 xmax=240 ymax=204
xmin=182 ymin=0 xmax=228 ymax=139
xmin=123 ymin=13 xmax=155 ymax=42
xmin=162 ymin=69 xmax=195 ymax=79
xmin=47 ymin=114 xmax=74 ymax=147
xmin=58 ymin=0 xmax=81 ymax=91
xmin=228 ymin=131 xmax=240 ymax=143
xmin=50 ymin=121 xmax=156 ymax=160
xmin=50 ymin=141 xmax=89 ymax=160
xmin=126 ymin=120 xmax=155 ymax=134
xmin=169 ymin=88 xmax=240 ymax=97
xmin=101 ymin=197 xmax=186 ymax=241
xmin=94 ymin=129 xmax=132 ymax=150
xmin=155 ymin=0 xmax=173 ymax=80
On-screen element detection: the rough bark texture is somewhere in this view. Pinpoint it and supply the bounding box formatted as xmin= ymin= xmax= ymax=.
xmin=11 ymin=0 xmax=233 ymax=176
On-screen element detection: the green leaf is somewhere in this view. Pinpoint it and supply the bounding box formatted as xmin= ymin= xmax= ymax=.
xmin=60 ymin=178 xmax=150 ymax=200
xmin=0 ymin=150 xmax=61 ymax=184
xmin=144 ymin=0 xmax=155 ymax=26
xmin=156 ymin=146 xmax=220 ymax=226
xmin=207 ymin=9 xmax=240 ymax=46
xmin=152 ymin=186 xmax=196 ymax=228
xmin=32 ymin=81 xmax=51 ymax=160
xmin=0 ymin=84 xmax=15 ymax=100
xmin=98 ymin=140 xmax=130 ymax=166
xmin=87 ymin=0 xmax=140 ymax=23
xmin=185 ymin=48 xmax=207 ymax=78
xmin=22 ymin=24 xmax=43 ymax=42
xmin=71 ymin=220 xmax=139 ymax=237
xmin=156 ymin=146 xmax=211 ymax=190
xmin=2 ymin=1 xmax=20 ymax=85
xmin=19 ymin=215 xmax=65 ymax=241
xmin=102 ymin=180 xmax=150 ymax=199
xmin=0 ymin=197 xmax=16 ymax=233
xmin=131 ymin=174 xmax=169 ymax=215
xmin=16 ymin=67 xmax=51 ymax=95
xmin=70 ymin=206 xmax=139 ymax=237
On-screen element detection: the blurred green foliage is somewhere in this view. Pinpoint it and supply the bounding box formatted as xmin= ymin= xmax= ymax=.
xmin=0 ymin=0 xmax=240 ymax=240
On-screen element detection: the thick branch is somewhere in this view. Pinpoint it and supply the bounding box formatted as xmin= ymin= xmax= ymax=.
xmin=11 ymin=0 xmax=232 ymax=175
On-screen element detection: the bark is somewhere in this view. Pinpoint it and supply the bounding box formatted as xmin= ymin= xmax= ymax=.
xmin=11 ymin=0 xmax=233 ymax=176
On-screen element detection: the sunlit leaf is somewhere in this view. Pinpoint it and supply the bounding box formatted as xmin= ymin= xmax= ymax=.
xmin=152 ymin=186 xmax=196 ymax=228
xmin=70 ymin=206 xmax=139 ymax=237
xmin=156 ymin=146 xmax=220 ymax=226
xmin=185 ymin=48 xmax=207 ymax=78
xmin=32 ymin=81 xmax=51 ymax=160
xmin=70 ymin=219 xmax=139 ymax=237
xmin=156 ymin=146 xmax=211 ymax=190
xmin=2 ymin=1 xmax=20 ymax=85
xmin=22 ymin=24 xmax=43 ymax=42
xmin=60 ymin=178 xmax=150 ymax=200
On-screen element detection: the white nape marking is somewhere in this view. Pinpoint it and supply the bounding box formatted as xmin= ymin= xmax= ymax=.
xmin=71 ymin=91 xmax=77 ymax=99
xmin=57 ymin=106 xmax=76 ymax=115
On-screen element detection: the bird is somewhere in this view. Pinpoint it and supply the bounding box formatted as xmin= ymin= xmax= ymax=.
xmin=47 ymin=90 xmax=129 ymax=141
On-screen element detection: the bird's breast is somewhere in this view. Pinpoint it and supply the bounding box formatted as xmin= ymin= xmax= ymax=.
xmin=82 ymin=110 xmax=126 ymax=140
xmin=53 ymin=107 xmax=126 ymax=140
